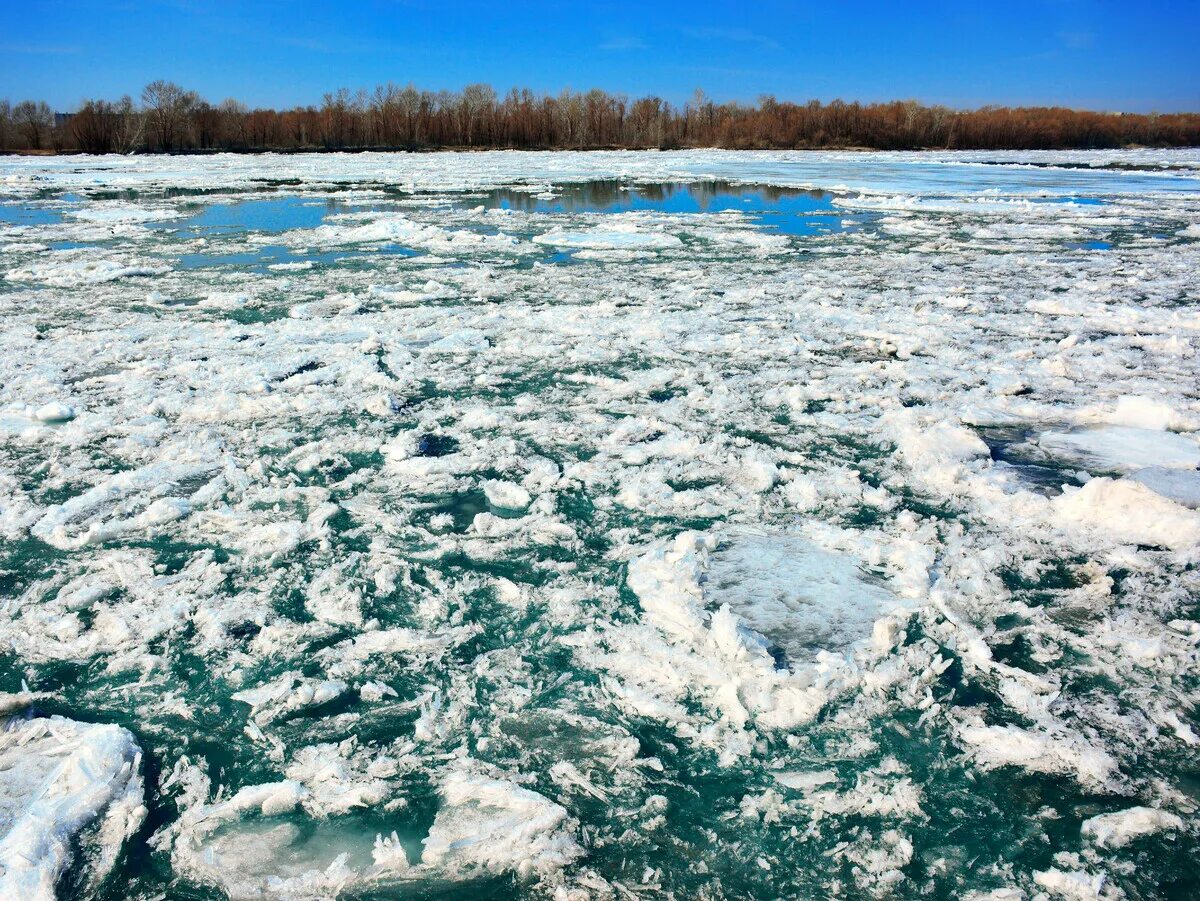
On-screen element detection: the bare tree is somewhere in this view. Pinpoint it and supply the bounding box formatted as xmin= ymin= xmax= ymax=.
xmin=218 ymin=98 xmax=249 ymax=147
xmin=397 ymin=83 xmax=422 ymax=145
xmin=321 ymin=88 xmax=352 ymax=148
xmin=0 ymin=100 xmax=10 ymax=149
xmin=71 ymin=100 xmax=118 ymax=153
xmin=13 ymin=81 xmax=1200 ymax=154
xmin=112 ymin=96 xmax=145 ymax=154
xmin=141 ymin=80 xmax=199 ymax=150
xmin=13 ymin=100 xmax=54 ymax=149
xmin=459 ymin=83 xmax=496 ymax=146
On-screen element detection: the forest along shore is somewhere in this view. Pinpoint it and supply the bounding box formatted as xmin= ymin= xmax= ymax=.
xmin=3 ymin=81 xmax=1200 ymax=154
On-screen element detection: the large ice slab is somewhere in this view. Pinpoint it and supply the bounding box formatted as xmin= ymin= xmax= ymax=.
xmin=1035 ymin=426 xmax=1200 ymax=474
xmin=167 ymin=765 xmax=579 ymax=898
xmin=0 ymin=711 xmax=145 ymax=900
xmin=422 ymin=770 xmax=582 ymax=878
xmin=705 ymin=528 xmax=897 ymax=660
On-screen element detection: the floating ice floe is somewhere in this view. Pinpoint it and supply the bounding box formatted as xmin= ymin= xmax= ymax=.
xmin=533 ymin=227 xmax=683 ymax=250
xmin=4 ymin=401 xmax=77 ymax=424
xmin=66 ymin=204 xmax=180 ymax=223
xmin=301 ymin=213 xmax=528 ymax=255
xmin=1127 ymin=466 xmax=1200 ymax=509
xmin=481 ymin=479 xmax=532 ymax=510
xmin=1034 ymin=426 xmax=1200 ymax=474
xmin=1054 ymin=477 xmax=1200 ymax=550
xmin=585 ymin=527 xmax=910 ymax=763
xmin=31 ymin=457 xmax=223 ymax=550
xmin=1081 ymin=806 xmax=1185 ymax=849
xmin=421 ymin=769 xmax=582 ymax=878
xmin=232 ymin=672 xmax=348 ymax=725
xmin=4 ymin=257 xmax=169 ymax=287
xmin=955 ymin=719 xmax=1117 ymax=789
xmin=0 ymin=703 xmax=145 ymax=900
xmin=165 ymin=762 xmax=579 ymax=898
xmin=704 ymin=529 xmax=898 ymax=660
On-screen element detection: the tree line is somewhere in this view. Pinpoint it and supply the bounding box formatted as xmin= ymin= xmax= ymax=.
xmin=3 ymin=81 xmax=1199 ymax=154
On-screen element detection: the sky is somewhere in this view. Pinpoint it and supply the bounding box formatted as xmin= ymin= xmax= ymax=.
xmin=2 ymin=0 xmax=1198 ymax=113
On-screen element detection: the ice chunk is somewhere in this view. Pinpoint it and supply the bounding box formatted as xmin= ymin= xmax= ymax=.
xmin=1127 ymin=466 xmax=1200 ymax=509
xmin=1109 ymin=396 xmax=1185 ymax=431
xmin=1036 ymin=426 xmax=1200 ymax=474
xmin=31 ymin=459 xmax=220 ymax=550
xmin=5 ymin=258 xmax=168 ymax=287
xmin=174 ymin=815 xmax=378 ymax=899
xmin=705 ymin=529 xmax=898 ymax=660
xmin=33 ymin=403 xmax=75 ymax=423
xmin=598 ymin=528 xmax=903 ymax=756
xmin=0 ymin=691 xmax=47 ymax=716
xmin=359 ymin=681 xmax=398 ymax=703
xmin=533 ymin=228 xmax=682 ymax=250
xmin=232 ymin=672 xmax=348 ymax=725
xmin=1 ymin=402 xmax=78 ymax=430
xmin=424 ymin=329 xmax=488 ymax=354
xmin=169 ymin=766 xmax=576 ymax=896
xmin=422 ymin=769 xmax=582 ymax=878
xmin=1081 ymin=806 xmax=1184 ymax=849
xmin=886 ymin=411 xmax=989 ymax=481
xmin=67 ymin=205 xmax=179 ymax=223
xmin=0 ymin=715 xmax=145 ymax=899
xmin=284 ymin=744 xmax=388 ymax=816
xmin=481 ymin=479 xmax=532 ymax=510
xmin=1033 ymin=867 xmax=1105 ymax=899
xmin=1054 ymin=477 xmax=1200 ymax=549
xmin=956 ymin=721 xmax=1116 ymax=787
xmin=772 ymin=770 xmax=837 ymax=793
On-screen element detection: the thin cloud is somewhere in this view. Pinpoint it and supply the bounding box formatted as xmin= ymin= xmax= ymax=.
xmin=682 ymin=27 xmax=780 ymax=51
xmin=1058 ymin=30 xmax=1096 ymax=49
xmin=0 ymin=43 xmax=81 ymax=55
xmin=277 ymin=34 xmax=408 ymax=55
xmin=599 ymin=36 xmax=648 ymax=51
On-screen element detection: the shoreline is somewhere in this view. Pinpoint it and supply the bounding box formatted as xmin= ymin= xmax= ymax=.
xmin=3 ymin=143 xmax=1196 ymax=157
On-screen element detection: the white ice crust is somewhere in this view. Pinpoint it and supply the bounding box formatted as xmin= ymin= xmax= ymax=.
xmin=0 ymin=711 xmax=145 ymax=900
xmin=2 ymin=149 xmax=1200 ymax=899
xmin=164 ymin=761 xmax=580 ymax=898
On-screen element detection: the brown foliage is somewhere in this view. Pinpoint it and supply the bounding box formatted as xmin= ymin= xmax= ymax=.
xmin=5 ymin=82 xmax=1200 ymax=153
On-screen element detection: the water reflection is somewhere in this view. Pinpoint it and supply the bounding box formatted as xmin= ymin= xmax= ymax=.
xmin=476 ymin=180 xmax=844 ymax=236
xmin=174 ymin=196 xmax=343 ymax=235
xmin=481 ymin=180 xmax=831 ymax=213
xmin=0 ymin=204 xmax=61 ymax=226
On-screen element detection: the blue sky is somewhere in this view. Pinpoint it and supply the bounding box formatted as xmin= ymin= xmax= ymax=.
xmin=3 ymin=1 xmax=1198 ymax=112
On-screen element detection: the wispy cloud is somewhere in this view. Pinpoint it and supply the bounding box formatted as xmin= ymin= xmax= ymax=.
xmin=276 ymin=34 xmax=408 ymax=55
xmin=599 ymin=36 xmax=647 ymax=51
xmin=1058 ymin=30 xmax=1095 ymax=49
xmin=0 ymin=42 xmax=80 ymax=55
xmin=676 ymin=64 xmax=785 ymax=81
xmin=682 ymin=27 xmax=780 ymax=51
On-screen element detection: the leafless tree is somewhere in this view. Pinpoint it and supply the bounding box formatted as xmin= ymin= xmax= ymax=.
xmin=112 ymin=97 xmax=145 ymax=154
xmin=321 ymin=88 xmax=352 ymax=148
xmin=71 ymin=100 xmax=118 ymax=153
xmin=397 ymin=84 xmax=422 ymax=145
xmin=13 ymin=100 xmax=53 ymax=149
xmin=141 ymin=80 xmax=199 ymax=150
xmin=15 ymin=82 xmax=1200 ymax=154
xmin=459 ymin=83 xmax=496 ymax=146
xmin=218 ymin=98 xmax=249 ymax=147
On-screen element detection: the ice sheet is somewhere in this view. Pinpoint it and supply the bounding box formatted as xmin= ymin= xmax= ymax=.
xmin=0 ymin=713 xmax=144 ymax=900
xmin=2 ymin=148 xmax=1199 ymax=900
